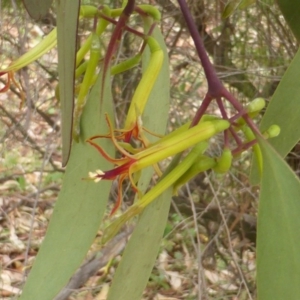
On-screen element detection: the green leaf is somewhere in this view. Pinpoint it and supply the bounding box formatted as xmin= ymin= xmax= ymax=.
xmin=222 ymin=1 xmax=239 ymax=19
xmin=276 ymin=0 xmax=300 ymax=42
xmin=260 ymin=49 xmax=300 ymax=157
xmin=257 ymin=137 xmax=300 ymax=300
xmin=251 ymin=49 xmax=300 ymax=184
xmin=107 ymin=19 xmax=171 ymax=300
xmin=237 ymin=0 xmax=255 ymax=10
xmin=22 ymin=0 xmax=53 ymax=20
xmin=107 ymin=189 xmax=172 ymax=300
xmin=56 ymin=0 xmax=80 ymax=167
xmin=222 ymin=0 xmax=255 ymax=18
xmin=18 ymin=66 xmax=115 ymax=300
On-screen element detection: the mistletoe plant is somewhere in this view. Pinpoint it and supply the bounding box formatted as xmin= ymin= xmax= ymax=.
xmin=1 ymin=1 xmax=277 ymax=238
xmin=1 ymin=0 xmax=300 ymax=299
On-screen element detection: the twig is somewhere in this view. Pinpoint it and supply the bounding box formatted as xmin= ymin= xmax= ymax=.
xmin=185 ymin=183 xmax=207 ymax=300
xmin=54 ymin=226 xmax=133 ymax=300
xmin=206 ymin=176 xmax=254 ymax=299
xmin=0 ymin=184 xmax=60 ymax=219
xmin=0 ymin=103 xmax=62 ymax=171
xmin=0 ymin=77 xmax=60 ymax=131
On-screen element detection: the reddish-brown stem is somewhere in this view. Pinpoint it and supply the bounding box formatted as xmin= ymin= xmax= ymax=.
xmin=110 ymin=174 xmax=126 ymax=216
xmin=229 ymin=125 xmax=243 ymax=147
xmin=216 ymin=97 xmax=242 ymax=147
xmin=139 ymin=22 xmax=157 ymax=54
xmin=229 ymin=110 xmax=248 ymax=123
xmin=216 ymin=97 xmax=229 ymax=147
xmin=216 ymin=97 xmax=228 ymax=119
xmin=177 ymin=0 xmax=263 ymax=148
xmin=100 ymin=0 xmax=135 ymax=109
xmin=134 ymin=6 xmax=149 ymax=18
xmin=93 ymin=15 xmax=98 ymax=31
xmin=232 ymin=139 xmax=258 ymax=156
xmin=190 ymin=94 xmax=212 ymax=126
xmin=177 ymin=0 xmax=224 ymax=96
xmin=97 ymin=11 xmax=145 ymax=38
xmin=221 ymin=89 xmax=261 ymax=136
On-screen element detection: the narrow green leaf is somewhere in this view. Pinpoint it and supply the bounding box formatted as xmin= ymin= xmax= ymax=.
xmin=107 ymin=189 xmax=172 ymax=300
xmin=19 ymin=71 xmax=115 ymax=299
xmin=276 ymin=0 xmax=300 ymax=42
xmin=238 ymin=0 xmax=255 ymax=10
xmin=222 ymin=1 xmax=239 ymax=19
xmin=107 ymin=20 xmax=171 ymax=300
xmin=22 ymin=0 xmax=53 ymax=20
xmin=56 ymin=0 xmax=80 ymax=167
xmin=251 ymin=49 xmax=300 ymax=184
xmin=257 ymin=137 xmax=300 ymax=300
xmin=260 ymin=49 xmax=300 ymax=157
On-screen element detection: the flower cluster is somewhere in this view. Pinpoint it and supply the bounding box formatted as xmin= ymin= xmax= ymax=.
xmin=86 ymin=113 xmax=230 ymax=214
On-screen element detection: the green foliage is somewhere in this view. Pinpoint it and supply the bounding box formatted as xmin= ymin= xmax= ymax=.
xmin=56 ymin=0 xmax=80 ymax=167
xmin=251 ymin=5 xmax=300 ymax=183
xmin=276 ymin=0 xmax=300 ymax=42
xmin=19 ymin=70 xmax=115 ymax=300
xmin=257 ymin=137 xmax=300 ymax=299
xmin=106 ymin=20 xmax=171 ymax=300
xmin=22 ymin=0 xmax=53 ymax=20
xmin=44 ymin=172 xmax=63 ymax=185
xmin=17 ymin=175 xmax=26 ymax=190
xmin=222 ymin=0 xmax=255 ymax=19
xmin=260 ymin=49 xmax=300 ymax=157
xmin=107 ymin=190 xmax=173 ymax=300
xmin=18 ymin=1 xmax=115 ymax=298
xmin=2 ymin=1 xmax=300 ymax=299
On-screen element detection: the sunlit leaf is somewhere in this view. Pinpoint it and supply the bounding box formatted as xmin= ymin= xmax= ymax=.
xmin=22 ymin=0 xmax=53 ymax=20
xmin=257 ymin=137 xmax=300 ymax=300
xmin=57 ymin=0 xmax=79 ymax=167
xmin=18 ymin=61 xmax=115 ymax=300
xmin=107 ymin=19 xmax=171 ymax=300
